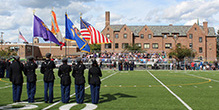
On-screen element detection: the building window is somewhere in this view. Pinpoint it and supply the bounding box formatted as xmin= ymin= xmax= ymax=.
xmin=164 ymin=34 xmax=167 ymax=39
xmin=189 ymin=43 xmax=193 ymax=49
xmin=106 ymin=34 xmax=110 ymax=39
xmin=105 ymin=43 xmax=111 ymax=49
xmin=123 ymin=34 xmax=127 ymax=39
xmin=152 ymin=43 xmax=158 ymax=49
xmin=148 ymin=34 xmax=152 ymax=39
xmin=140 ymin=34 xmax=144 ymax=39
xmin=124 ymin=28 xmax=126 ymax=31
xmin=115 ymin=34 xmax=119 ymax=39
xmin=145 ymin=28 xmax=147 ymax=31
xmin=115 ymin=43 xmax=119 ymax=48
xmin=199 ymin=47 xmax=202 ymax=53
xmin=165 ymin=43 xmax=172 ymax=49
xmin=122 ymin=43 xmax=129 ymax=49
xmin=107 ymin=28 xmax=109 ymax=31
xmin=199 ymin=37 xmax=202 ymax=42
xmin=195 ymin=28 xmax=197 ymax=30
xmin=144 ymin=43 xmax=150 ymax=49
xmin=173 ymin=35 xmax=177 ymax=39
xmin=189 ymin=34 xmax=193 ymax=39
xmin=136 ymin=43 xmax=141 ymax=48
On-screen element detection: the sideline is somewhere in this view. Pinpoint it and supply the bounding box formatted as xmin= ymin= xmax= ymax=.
xmin=146 ymin=70 xmax=193 ymax=110
xmin=182 ymin=72 xmax=219 ymax=83
xmin=42 ymin=71 xmax=119 ymax=110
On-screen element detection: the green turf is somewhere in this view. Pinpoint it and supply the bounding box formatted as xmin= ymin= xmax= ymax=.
xmin=0 ymin=69 xmax=218 ymax=110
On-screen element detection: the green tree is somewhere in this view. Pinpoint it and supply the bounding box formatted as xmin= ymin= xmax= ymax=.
xmin=0 ymin=48 xmax=17 ymax=58
xmin=123 ymin=43 xmax=144 ymax=52
xmin=168 ymin=44 xmax=196 ymax=62
xmin=89 ymin=44 xmax=101 ymax=52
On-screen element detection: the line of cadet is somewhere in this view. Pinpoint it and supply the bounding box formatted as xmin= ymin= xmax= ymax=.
xmin=7 ymin=53 xmax=102 ymax=104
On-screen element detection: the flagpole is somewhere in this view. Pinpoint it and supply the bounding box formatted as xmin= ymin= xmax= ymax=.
xmin=32 ymin=9 xmax=35 ymax=58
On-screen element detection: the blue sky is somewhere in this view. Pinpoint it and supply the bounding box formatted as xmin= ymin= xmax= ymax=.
xmin=0 ymin=0 xmax=219 ymax=43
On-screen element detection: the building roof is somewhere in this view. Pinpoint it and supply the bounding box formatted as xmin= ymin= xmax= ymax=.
xmin=109 ymin=25 xmax=216 ymax=36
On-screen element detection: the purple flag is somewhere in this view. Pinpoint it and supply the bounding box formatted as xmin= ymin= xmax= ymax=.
xmin=33 ymin=15 xmax=61 ymax=45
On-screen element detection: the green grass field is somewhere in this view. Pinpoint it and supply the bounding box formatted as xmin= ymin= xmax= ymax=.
xmin=0 ymin=69 xmax=218 ymax=110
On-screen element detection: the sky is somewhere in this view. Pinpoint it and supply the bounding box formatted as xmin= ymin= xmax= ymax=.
xmin=0 ymin=0 xmax=219 ymax=43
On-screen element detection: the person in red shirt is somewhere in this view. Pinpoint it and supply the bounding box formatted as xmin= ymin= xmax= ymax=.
xmin=191 ymin=62 xmax=195 ymax=70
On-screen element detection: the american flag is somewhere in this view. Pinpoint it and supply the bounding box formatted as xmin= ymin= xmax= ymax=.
xmin=19 ymin=31 xmax=27 ymax=42
xmin=80 ymin=18 xmax=112 ymax=44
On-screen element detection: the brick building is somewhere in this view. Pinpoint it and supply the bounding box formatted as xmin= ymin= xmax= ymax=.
xmin=1 ymin=38 xmax=78 ymax=59
xmin=101 ymin=11 xmax=217 ymax=61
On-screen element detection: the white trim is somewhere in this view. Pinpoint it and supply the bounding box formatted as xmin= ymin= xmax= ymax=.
xmin=39 ymin=46 xmax=77 ymax=48
xmin=42 ymin=71 xmax=119 ymax=110
xmin=146 ymin=70 xmax=193 ymax=110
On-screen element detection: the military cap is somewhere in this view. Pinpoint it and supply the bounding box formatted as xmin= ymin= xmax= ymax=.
xmin=45 ymin=53 xmax=51 ymax=58
xmin=13 ymin=56 xmax=20 ymax=60
xmin=27 ymin=56 xmax=34 ymax=61
xmin=62 ymin=58 xmax=68 ymax=62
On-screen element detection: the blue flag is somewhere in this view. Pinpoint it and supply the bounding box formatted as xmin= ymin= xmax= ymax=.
xmin=65 ymin=14 xmax=90 ymax=53
xmin=33 ymin=15 xmax=61 ymax=45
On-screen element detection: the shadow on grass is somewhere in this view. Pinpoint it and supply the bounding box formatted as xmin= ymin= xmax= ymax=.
xmin=99 ymin=93 xmax=137 ymax=103
xmin=69 ymin=93 xmax=91 ymax=103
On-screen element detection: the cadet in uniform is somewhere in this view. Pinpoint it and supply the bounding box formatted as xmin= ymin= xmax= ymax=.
xmin=58 ymin=58 xmax=72 ymax=103
xmin=129 ymin=60 xmax=134 ymax=71
xmin=0 ymin=58 xmax=6 ymax=78
xmin=40 ymin=53 xmax=56 ymax=103
xmin=72 ymin=57 xmax=86 ymax=104
xmin=6 ymin=58 xmax=11 ymax=78
xmin=24 ymin=56 xmax=38 ymax=103
xmin=88 ymin=60 xmax=102 ymax=104
xmin=9 ymin=56 xmax=24 ymax=102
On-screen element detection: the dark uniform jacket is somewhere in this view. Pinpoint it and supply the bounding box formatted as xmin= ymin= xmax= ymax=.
xmin=24 ymin=61 xmax=38 ymax=83
xmin=58 ymin=64 xmax=72 ymax=86
xmin=0 ymin=60 xmax=6 ymax=70
xmin=129 ymin=61 xmax=134 ymax=68
xmin=72 ymin=63 xmax=86 ymax=85
xmin=9 ymin=61 xmax=24 ymax=85
xmin=40 ymin=60 xmax=56 ymax=82
xmin=6 ymin=61 xmax=11 ymax=70
xmin=88 ymin=66 xmax=102 ymax=85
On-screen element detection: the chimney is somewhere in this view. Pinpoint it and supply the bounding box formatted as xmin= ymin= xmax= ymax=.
xmin=105 ymin=11 xmax=110 ymax=26
xmin=203 ymin=21 xmax=208 ymax=35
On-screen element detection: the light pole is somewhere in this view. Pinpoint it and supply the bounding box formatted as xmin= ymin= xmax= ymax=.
xmin=0 ymin=32 xmax=4 ymax=49
xmin=173 ymin=34 xmax=178 ymax=48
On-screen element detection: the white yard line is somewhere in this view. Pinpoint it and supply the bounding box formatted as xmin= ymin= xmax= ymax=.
xmin=182 ymin=73 xmax=219 ymax=83
xmin=146 ymin=70 xmax=193 ymax=110
xmin=0 ymin=79 xmax=43 ymax=90
xmin=42 ymin=71 xmax=119 ymax=110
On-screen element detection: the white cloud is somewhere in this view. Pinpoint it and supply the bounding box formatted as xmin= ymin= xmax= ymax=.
xmin=1 ymin=0 xmax=219 ymax=43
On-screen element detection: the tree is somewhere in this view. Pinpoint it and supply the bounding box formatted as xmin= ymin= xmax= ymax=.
xmin=89 ymin=44 xmax=101 ymax=52
xmin=123 ymin=43 xmax=144 ymax=53
xmin=168 ymin=44 xmax=196 ymax=62
xmin=0 ymin=48 xmax=17 ymax=58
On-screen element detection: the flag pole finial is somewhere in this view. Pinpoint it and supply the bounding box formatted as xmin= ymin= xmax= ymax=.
xmin=80 ymin=12 xmax=82 ymax=18
xmin=33 ymin=9 xmax=36 ymax=15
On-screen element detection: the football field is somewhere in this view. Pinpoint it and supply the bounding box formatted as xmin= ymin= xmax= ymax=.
xmin=0 ymin=69 xmax=218 ymax=110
